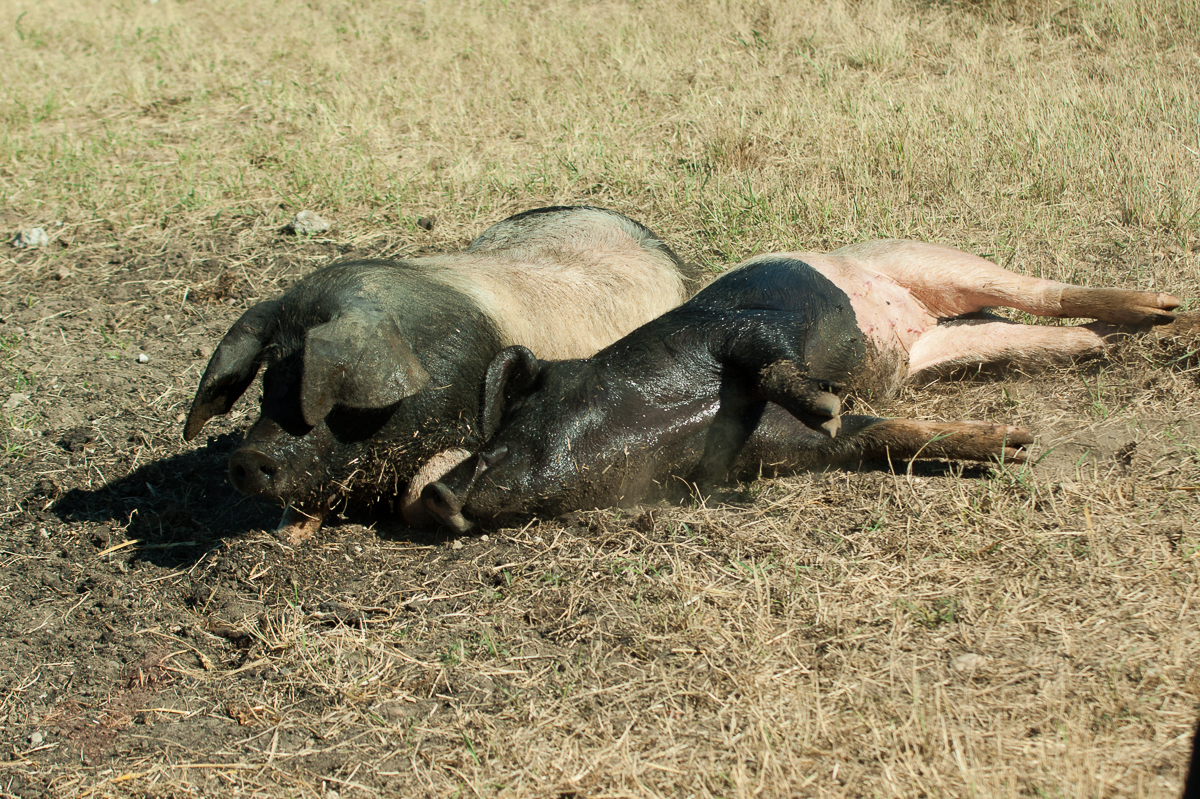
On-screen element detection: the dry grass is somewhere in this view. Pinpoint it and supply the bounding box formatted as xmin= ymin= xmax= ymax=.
xmin=1 ymin=0 xmax=1200 ymax=796
xmin=3 ymin=0 xmax=1199 ymax=264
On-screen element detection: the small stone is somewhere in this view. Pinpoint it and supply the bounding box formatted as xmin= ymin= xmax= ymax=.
xmin=137 ymin=353 xmax=149 ymax=364
xmin=417 ymin=216 xmax=435 ymax=231
xmin=480 ymin=534 xmax=489 ymax=541
xmin=450 ymin=539 xmax=464 ymax=550
xmin=953 ymin=653 xmax=987 ymax=672
xmin=4 ymin=392 xmax=29 ymax=412
xmin=11 ymin=228 xmax=48 ymax=249
xmin=29 ymin=731 xmax=43 ymax=746
xmin=285 ymin=210 xmax=331 ymax=236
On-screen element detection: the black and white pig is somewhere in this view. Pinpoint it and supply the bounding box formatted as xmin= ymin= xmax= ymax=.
xmin=422 ymin=240 xmax=1193 ymax=531
xmin=183 ymin=207 xmax=692 ymax=539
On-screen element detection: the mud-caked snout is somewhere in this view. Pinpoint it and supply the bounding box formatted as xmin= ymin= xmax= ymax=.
xmin=228 ymin=446 xmax=291 ymax=499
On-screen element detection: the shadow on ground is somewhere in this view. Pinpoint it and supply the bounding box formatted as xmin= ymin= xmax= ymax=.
xmin=48 ymin=433 xmax=277 ymax=568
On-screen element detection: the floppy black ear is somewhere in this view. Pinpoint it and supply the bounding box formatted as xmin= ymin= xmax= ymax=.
xmin=480 ymin=345 xmax=541 ymax=438
xmin=184 ymin=299 xmax=282 ymax=441
xmin=300 ymin=307 xmax=431 ymax=427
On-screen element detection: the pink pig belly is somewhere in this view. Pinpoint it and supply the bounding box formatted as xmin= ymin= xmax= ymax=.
xmin=779 ymin=252 xmax=936 ymax=375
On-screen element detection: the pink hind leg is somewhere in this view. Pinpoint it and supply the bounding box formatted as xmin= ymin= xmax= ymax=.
xmin=832 ymin=240 xmax=1179 ymax=324
xmin=909 ymin=310 xmax=1200 ymax=377
xmin=907 ymin=318 xmax=1111 ymax=377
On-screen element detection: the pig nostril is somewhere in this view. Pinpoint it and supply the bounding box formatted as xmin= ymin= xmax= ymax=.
xmin=229 ymin=450 xmax=284 ymax=496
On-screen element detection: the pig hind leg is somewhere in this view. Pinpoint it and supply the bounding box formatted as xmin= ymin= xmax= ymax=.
xmin=907 ymin=317 xmax=1121 ymax=378
xmin=834 ymin=240 xmax=1179 ymax=324
xmin=906 ymin=311 xmax=1200 ymax=377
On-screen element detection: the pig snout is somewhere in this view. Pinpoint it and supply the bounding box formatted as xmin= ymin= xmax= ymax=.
xmin=422 ymin=481 xmax=474 ymax=533
xmin=228 ymin=446 xmax=289 ymax=498
xmin=420 ymin=445 xmax=510 ymax=532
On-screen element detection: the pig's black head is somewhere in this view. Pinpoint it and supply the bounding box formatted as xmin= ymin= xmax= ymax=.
xmin=184 ymin=296 xmax=431 ymax=508
xmin=422 ymin=345 xmax=654 ymax=528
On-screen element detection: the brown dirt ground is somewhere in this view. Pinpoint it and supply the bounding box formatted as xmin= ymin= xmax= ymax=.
xmin=1 ymin=226 xmax=1198 ymax=797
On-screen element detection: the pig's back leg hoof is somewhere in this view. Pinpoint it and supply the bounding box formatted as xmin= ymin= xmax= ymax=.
xmin=860 ymin=419 xmax=1033 ymax=464
xmin=1059 ymin=287 xmax=1179 ymax=325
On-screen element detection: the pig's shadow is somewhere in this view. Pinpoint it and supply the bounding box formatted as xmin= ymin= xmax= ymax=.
xmin=49 ymin=434 xmax=454 ymax=569
xmin=51 ymin=433 xmax=280 ymax=568
xmin=47 ymin=433 xmax=997 ymax=571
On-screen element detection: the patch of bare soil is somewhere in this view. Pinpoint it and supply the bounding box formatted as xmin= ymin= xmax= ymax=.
xmin=0 ymin=230 xmax=1198 ymax=797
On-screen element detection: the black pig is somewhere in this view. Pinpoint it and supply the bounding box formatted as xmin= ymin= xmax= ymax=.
xmin=423 ymin=240 xmax=1191 ymax=530
xmin=183 ymin=207 xmax=691 ymax=538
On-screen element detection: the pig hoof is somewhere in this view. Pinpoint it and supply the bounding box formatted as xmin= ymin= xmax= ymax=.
xmin=1060 ymin=287 xmax=1180 ymax=325
xmin=993 ymin=425 xmax=1033 ymax=463
xmin=999 ymin=447 xmax=1028 ymax=464
xmin=277 ymin=505 xmax=325 ymax=544
xmin=820 ymin=415 xmax=841 ymax=438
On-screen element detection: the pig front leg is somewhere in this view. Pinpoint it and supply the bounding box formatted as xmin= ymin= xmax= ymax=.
xmin=716 ymin=311 xmax=866 ymax=437
xmin=756 ymin=360 xmax=844 ymax=437
xmin=849 ymin=418 xmax=1033 ymax=464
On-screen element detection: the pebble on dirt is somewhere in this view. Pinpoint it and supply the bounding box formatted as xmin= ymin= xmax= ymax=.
xmin=953 ymin=653 xmax=988 ymax=672
xmin=11 ymin=227 xmax=49 ymax=249
xmin=4 ymin=392 xmax=29 ymax=412
xmin=284 ymin=210 xmax=332 ymax=236
xmin=137 ymin=353 xmax=149 ymax=363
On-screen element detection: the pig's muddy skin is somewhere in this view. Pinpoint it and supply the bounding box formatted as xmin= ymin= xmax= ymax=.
xmin=182 ymin=207 xmax=692 ymax=541
xmin=423 ymin=240 xmax=1195 ymax=531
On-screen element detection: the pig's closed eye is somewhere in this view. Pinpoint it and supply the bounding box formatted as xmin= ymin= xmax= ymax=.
xmin=481 ymin=445 xmax=509 ymax=467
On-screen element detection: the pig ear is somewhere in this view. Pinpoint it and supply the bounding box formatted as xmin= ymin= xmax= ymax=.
xmin=481 ymin=345 xmax=541 ymax=438
xmin=300 ymin=308 xmax=431 ymax=427
xmin=184 ymin=299 xmax=282 ymax=441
